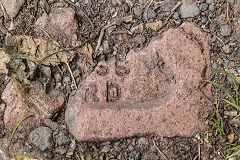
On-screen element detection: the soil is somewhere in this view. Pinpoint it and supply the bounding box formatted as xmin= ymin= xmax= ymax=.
xmin=0 ymin=0 xmax=240 ymax=160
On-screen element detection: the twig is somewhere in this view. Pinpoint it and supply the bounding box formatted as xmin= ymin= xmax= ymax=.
xmin=198 ymin=143 xmax=201 ymax=160
xmin=95 ymin=28 xmax=105 ymax=54
xmin=65 ymin=0 xmax=94 ymax=29
xmin=226 ymin=2 xmax=230 ymax=22
xmin=159 ymin=1 xmax=182 ymax=30
xmin=153 ymin=140 xmax=169 ymax=160
xmin=66 ymin=62 xmax=77 ymax=90
xmin=146 ymin=0 xmax=154 ymax=9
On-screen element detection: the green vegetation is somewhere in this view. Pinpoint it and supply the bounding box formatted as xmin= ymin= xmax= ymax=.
xmin=206 ymin=63 xmax=240 ymax=158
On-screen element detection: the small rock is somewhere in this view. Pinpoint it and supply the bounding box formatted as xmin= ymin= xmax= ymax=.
xmin=133 ymin=7 xmax=142 ymax=17
xmin=63 ymin=76 xmax=71 ymax=84
xmin=101 ymin=146 xmax=111 ymax=153
xmin=130 ymin=24 xmax=144 ymax=34
xmin=201 ymin=16 xmax=208 ymax=24
xmin=227 ymin=0 xmax=234 ymax=4
xmin=54 ymin=73 xmax=62 ymax=82
xmin=220 ymin=25 xmax=232 ymax=37
xmin=29 ymin=126 xmax=53 ymax=151
xmin=128 ymin=145 xmax=134 ymax=151
xmin=138 ymin=137 xmax=149 ymax=146
xmin=222 ymin=44 xmax=232 ymax=54
xmin=208 ymin=3 xmax=216 ymax=12
xmin=55 ymin=146 xmax=67 ymax=155
xmin=173 ymin=12 xmax=180 ymax=20
xmin=211 ymin=63 xmax=217 ymax=69
xmin=1 ymin=0 xmax=25 ymax=18
xmin=135 ymin=152 xmax=141 ymax=160
xmin=73 ymin=69 xmax=80 ymax=78
xmin=210 ymin=23 xmax=217 ymax=32
xmin=69 ymin=142 xmax=76 ymax=151
xmin=180 ymin=0 xmax=200 ymax=18
xmin=34 ymin=7 xmax=78 ymax=45
xmin=216 ymin=8 xmax=222 ymax=15
xmin=200 ymin=3 xmax=208 ymax=12
xmin=55 ymin=132 xmax=70 ymax=146
xmin=143 ymin=8 xmax=156 ymax=21
xmin=44 ymin=119 xmax=58 ymax=131
xmin=206 ymin=0 xmax=214 ymax=4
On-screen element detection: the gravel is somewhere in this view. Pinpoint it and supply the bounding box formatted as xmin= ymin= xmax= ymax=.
xmin=220 ymin=25 xmax=232 ymax=37
xmin=199 ymin=3 xmax=208 ymax=12
xmin=180 ymin=0 xmax=200 ymax=18
xmin=131 ymin=24 xmax=144 ymax=34
xmin=54 ymin=73 xmax=62 ymax=82
xmin=143 ymin=8 xmax=156 ymax=21
xmin=133 ymin=7 xmax=142 ymax=17
xmin=55 ymin=132 xmax=70 ymax=146
xmin=208 ymin=3 xmax=216 ymax=12
xmin=29 ymin=126 xmax=53 ymax=151
xmin=137 ymin=137 xmax=149 ymax=146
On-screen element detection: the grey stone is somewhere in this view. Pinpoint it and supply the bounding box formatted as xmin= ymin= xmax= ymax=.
xmin=128 ymin=145 xmax=134 ymax=151
xmin=133 ymin=7 xmax=142 ymax=17
xmin=135 ymin=152 xmax=141 ymax=160
xmin=69 ymin=142 xmax=76 ymax=151
xmin=131 ymin=24 xmax=144 ymax=34
xmin=201 ymin=16 xmax=208 ymax=24
xmin=138 ymin=137 xmax=149 ymax=146
xmin=101 ymin=146 xmax=111 ymax=153
xmin=54 ymin=73 xmax=62 ymax=82
xmin=227 ymin=0 xmax=234 ymax=4
xmin=29 ymin=126 xmax=53 ymax=151
xmin=216 ymin=8 xmax=222 ymax=15
xmin=206 ymin=0 xmax=214 ymax=4
xmin=200 ymin=3 xmax=208 ymax=12
xmin=63 ymin=76 xmax=71 ymax=84
xmin=109 ymin=8 xmax=116 ymax=14
xmin=212 ymin=63 xmax=217 ymax=69
xmin=209 ymin=23 xmax=217 ymax=32
xmin=55 ymin=132 xmax=70 ymax=146
xmin=173 ymin=12 xmax=180 ymax=20
xmin=220 ymin=25 xmax=232 ymax=37
xmin=180 ymin=0 xmax=200 ymax=18
xmin=208 ymin=3 xmax=216 ymax=12
xmin=143 ymin=8 xmax=156 ymax=21
xmin=73 ymin=69 xmax=80 ymax=78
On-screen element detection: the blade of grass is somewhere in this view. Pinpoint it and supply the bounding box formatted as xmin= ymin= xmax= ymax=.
xmin=204 ymin=80 xmax=235 ymax=102
xmin=7 ymin=115 xmax=33 ymax=160
xmin=224 ymin=99 xmax=240 ymax=110
xmin=222 ymin=63 xmax=239 ymax=105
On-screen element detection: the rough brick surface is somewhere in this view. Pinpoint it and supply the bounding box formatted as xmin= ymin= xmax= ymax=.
xmin=65 ymin=22 xmax=212 ymax=141
xmin=2 ymin=81 xmax=64 ymax=131
xmin=34 ymin=7 xmax=78 ymax=45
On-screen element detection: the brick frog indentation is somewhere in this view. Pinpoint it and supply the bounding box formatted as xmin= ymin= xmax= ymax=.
xmin=96 ymin=65 xmax=109 ymax=76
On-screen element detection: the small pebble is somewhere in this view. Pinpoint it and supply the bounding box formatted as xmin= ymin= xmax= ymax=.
xmin=0 ymin=103 xmax=5 ymax=112
xmin=63 ymin=76 xmax=71 ymax=84
xmin=212 ymin=63 xmax=217 ymax=69
xmin=180 ymin=1 xmax=200 ymax=18
xmin=200 ymin=3 xmax=208 ymax=12
xmin=128 ymin=144 xmax=134 ymax=151
xmin=130 ymin=24 xmax=144 ymax=34
xmin=29 ymin=126 xmax=53 ymax=151
xmin=135 ymin=152 xmax=141 ymax=160
xmin=227 ymin=0 xmax=234 ymax=4
xmin=201 ymin=16 xmax=208 ymax=24
xmin=216 ymin=8 xmax=222 ymax=15
xmin=220 ymin=25 xmax=232 ymax=37
xmin=143 ymin=8 xmax=156 ymax=21
xmin=54 ymin=73 xmax=62 ymax=82
xmin=173 ymin=12 xmax=179 ymax=20
xmin=206 ymin=0 xmax=214 ymax=4
xmin=73 ymin=69 xmax=80 ymax=78
xmin=101 ymin=146 xmax=111 ymax=153
xmin=208 ymin=3 xmax=216 ymax=12
xmin=133 ymin=7 xmax=142 ymax=17
xmin=55 ymin=132 xmax=71 ymax=146
xmin=138 ymin=137 xmax=149 ymax=146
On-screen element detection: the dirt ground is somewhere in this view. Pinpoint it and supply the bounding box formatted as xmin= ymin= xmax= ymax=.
xmin=0 ymin=0 xmax=240 ymax=160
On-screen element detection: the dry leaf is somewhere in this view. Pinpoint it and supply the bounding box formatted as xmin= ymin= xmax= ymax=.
xmin=146 ymin=21 xmax=163 ymax=31
xmin=228 ymin=133 xmax=237 ymax=143
xmin=77 ymin=43 xmax=94 ymax=65
xmin=11 ymin=155 xmax=37 ymax=160
xmin=0 ymin=48 xmax=10 ymax=74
